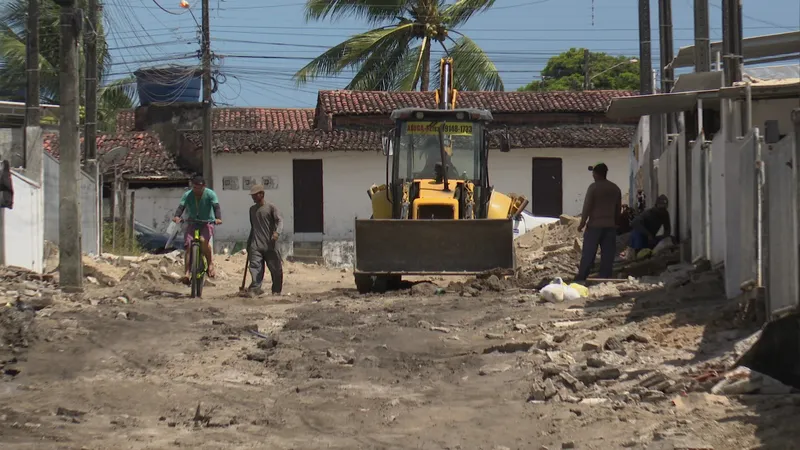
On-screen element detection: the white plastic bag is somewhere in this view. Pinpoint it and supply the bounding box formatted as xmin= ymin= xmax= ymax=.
xmin=541 ymin=277 xmax=583 ymax=303
xmin=164 ymin=221 xmax=181 ymax=250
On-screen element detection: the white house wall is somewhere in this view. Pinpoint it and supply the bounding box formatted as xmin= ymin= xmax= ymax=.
xmin=491 ymin=147 xmax=629 ymax=216
xmin=211 ymin=147 xmax=627 ymax=265
xmin=4 ymin=171 xmax=43 ymax=272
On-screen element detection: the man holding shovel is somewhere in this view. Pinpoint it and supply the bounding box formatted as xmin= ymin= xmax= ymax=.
xmin=245 ymin=184 xmax=283 ymax=295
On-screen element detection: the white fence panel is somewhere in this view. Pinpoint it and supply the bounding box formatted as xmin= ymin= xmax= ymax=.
xmin=657 ymin=138 xmax=678 ymax=236
xmin=690 ymin=137 xmax=708 ymax=261
xmin=709 ymin=133 xmax=726 ymax=265
xmin=677 ymin=132 xmax=691 ymax=241
xmin=724 ymin=131 xmax=759 ymax=299
xmin=764 ymin=133 xmax=798 ymax=318
xmin=4 ymin=171 xmax=43 ymax=272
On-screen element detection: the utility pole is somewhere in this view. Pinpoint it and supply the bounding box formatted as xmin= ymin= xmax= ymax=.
xmin=658 ymin=0 xmax=675 ymax=132
xmin=638 ymin=0 xmax=660 ymax=207
xmin=84 ymin=0 xmax=98 ymax=168
xmin=722 ymin=0 xmax=743 ymax=86
xmin=201 ymin=0 xmax=213 ymax=188
xmin=583 ymin=49 xmax=590 ymax=90
xmin=637 ymin=0 xmax=652 ymax=96
xmin=693 ymin=0 xmax=711 ymax=73
xmin=23 ymin=0 xmax=41 ymax=179
xmin=56 ymin=0 xmax=83 ymax=290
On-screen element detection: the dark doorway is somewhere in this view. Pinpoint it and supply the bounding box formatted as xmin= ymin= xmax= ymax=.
xmin=292 ymin=159 xmax=324 ymax=233
xmin=531 ymin=157 xmax=563 ymax=217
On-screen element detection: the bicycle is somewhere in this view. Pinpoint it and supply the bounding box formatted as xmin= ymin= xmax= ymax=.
xmin=180 ymin=218 xmax=215 ymax=298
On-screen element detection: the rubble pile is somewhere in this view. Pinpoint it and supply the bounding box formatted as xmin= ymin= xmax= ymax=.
xmin=525 ymin=328 xmax=700 ymax=407
xmin=0 ymin=266 xmax=61 ymax=380
xmin=514 ymin=215 xmax=631 ymax=289
xmin=93 ymin=251 xmax=188 ymax=287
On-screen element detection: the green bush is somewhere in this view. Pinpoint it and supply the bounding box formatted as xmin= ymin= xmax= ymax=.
xmin=102 ymin=221 xmax=144 ymax=256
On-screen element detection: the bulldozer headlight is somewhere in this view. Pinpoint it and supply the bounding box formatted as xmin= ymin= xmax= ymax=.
xmin=456 ymin=112 xmax=465 ymax=120
xmin=415 ymin=111 xmax=425 ymax=119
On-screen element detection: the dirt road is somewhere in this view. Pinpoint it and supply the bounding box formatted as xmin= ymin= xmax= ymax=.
xmin=1 ymin=251 xmax=799 ymax=449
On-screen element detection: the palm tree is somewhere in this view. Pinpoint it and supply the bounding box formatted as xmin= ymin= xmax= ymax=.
xmin=293 ymin=0 xmax=504 ymax=92
xmin=0 ymin=0 xmax=135 ymax=131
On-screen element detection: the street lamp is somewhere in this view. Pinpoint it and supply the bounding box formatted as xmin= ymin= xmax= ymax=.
xmin=588 ymin=58 xmax=639 ymax=89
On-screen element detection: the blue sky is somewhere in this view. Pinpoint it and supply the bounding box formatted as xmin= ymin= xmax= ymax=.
xmin=101 ymin=0 xmax=799 ymax=108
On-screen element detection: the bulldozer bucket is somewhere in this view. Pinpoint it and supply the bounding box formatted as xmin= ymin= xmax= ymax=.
xmin=353 ymin=219 xmax=515 ymax=275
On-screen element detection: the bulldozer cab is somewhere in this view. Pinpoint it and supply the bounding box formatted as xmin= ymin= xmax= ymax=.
xmin=382 ymin=107 xmax=508 ymax=220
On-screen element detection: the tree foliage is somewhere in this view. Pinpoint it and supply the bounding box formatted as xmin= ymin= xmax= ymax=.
xmin=0 ymin=0 xmax=135 ymax=131
xmin=294 ymin=0 xmax=504 ymax=92
xmin=518 ymin=48 xmax=640 ymax=92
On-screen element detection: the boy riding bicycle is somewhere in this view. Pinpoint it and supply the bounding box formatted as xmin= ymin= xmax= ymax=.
xmin=173 ymin=176 xmax=222 ymax=282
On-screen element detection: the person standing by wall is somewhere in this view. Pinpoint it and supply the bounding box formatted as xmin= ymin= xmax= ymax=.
xmin=576 ymin=163 xmax=622 ymax=282
xmin=246 ymin=184 xmax=283 ymax=295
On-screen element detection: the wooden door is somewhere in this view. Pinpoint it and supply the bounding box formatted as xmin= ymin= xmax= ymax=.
xmin=531 ymin=157 xmax=563 ymax=217
xmin=292 ymin=159 xmax=324 ymax=233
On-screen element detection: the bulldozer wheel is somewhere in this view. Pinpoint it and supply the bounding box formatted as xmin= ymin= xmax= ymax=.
xmin=387 ymin=275 xmax=402 ymax=290
xmin=354 ymin=273 xmax=374 ymax=294
xmin=373 ymin=275 xmax=389 ymax=293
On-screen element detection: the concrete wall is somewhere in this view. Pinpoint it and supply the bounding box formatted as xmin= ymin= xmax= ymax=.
xmin=43 ymin=153 xmax=100 ymax=255
xmin=129 ymin=186 xmax=188 ymax=232
xmin=0 ymin=128 xmax=25 ymax=168
xmin=210 ymin=146 xmax=628 ymax=264
xmin=4 ymin=170 xmax=43 ymax=272
xmin=752 ymin=98 xmax=798 ymax=138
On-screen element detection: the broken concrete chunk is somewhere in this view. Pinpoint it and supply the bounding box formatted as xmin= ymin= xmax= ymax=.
xmin=541 ymin=364 xmax=564 ymax=378
xmin=711 ymin=366 xmax=793 ymax=395
xmin=581 ymin=340 xmax=602 ymax=352
xmin=479 ymin=364 xmax=512 ymax=376
xmin=537 ymin=333 xmax=556 ymax=350
xmin=543 ymin=378 xmax=558 ymax=399
xmin=485 ymin=332 xmax=505 ymax=340
xmin=625 ymin=332 xmax=651 ymax=344
xmin=603 ymin=336 xmax=623 ymax=351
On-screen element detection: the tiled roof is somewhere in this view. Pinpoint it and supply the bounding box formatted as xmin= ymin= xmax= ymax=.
xmin=42 ymin=132 xmax=192 ymax=180
xmin=115 ymin=108 xmax=315 ymax=132
xmin=182 ymin=129 xmax=381 ymax=153
xmin=316 ymin=90 xmax=638 ymax=116
xmin=182 ymin=125 xmax=634 ymax=154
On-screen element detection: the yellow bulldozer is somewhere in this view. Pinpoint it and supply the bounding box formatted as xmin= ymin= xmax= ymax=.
xmin=353 ymin=58 xmax=529 ymax=293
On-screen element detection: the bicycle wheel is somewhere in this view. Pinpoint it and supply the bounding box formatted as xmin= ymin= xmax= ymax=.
xmin=190 ymin=242 xmax=202 ymax=297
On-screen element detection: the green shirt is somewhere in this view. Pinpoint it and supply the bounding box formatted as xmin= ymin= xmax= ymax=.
xmin=179 ymin=188 xmax=219 ymax=221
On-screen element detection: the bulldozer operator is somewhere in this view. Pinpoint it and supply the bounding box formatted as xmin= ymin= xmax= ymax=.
xmin=414 ymin=135 xmax=462 ymax=183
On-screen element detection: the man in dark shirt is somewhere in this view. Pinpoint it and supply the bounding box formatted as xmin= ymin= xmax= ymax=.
xmin=246 ymin=184 xmax=284 ymax=295
xmin=630 ymin=194 xmax=672 ymax=251
xmin=576 ymin=163 xmax=622 ymax=282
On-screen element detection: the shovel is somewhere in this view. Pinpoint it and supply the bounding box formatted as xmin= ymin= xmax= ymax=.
xmin=239 ymin=251 xmax=249 ymax=293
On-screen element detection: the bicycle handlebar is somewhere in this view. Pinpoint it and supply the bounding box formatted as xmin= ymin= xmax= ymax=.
xmin=179 ymin=218 xmax=217 ymax=224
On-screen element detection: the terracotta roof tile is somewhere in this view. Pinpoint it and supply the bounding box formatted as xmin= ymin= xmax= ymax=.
xmin=316 ymin=90 xmax=637 ymax=116
xmin=115 ymin=108 xmax=315 ymax=132
xmin=182 ymin=124 xmax=634 ymax=154
xmin=43 ymin=132 xmax=192 ymax=180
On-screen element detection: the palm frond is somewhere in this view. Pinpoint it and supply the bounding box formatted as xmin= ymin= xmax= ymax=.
xmin=0 ymin=28 xmax=59 ymax=101
xmin=304 ymin=0 xmax=408 ymax=25
xmin=390 ymin=41 xmax=425 ymax=90
xmin=292 ymin=24 xmax=414 ymax=86
xmin=434 ymin=35 xmax=503 ymax=91
xmin=346 ymin=34 xmax=412 ymax=90
xmin=442 ymin=0 xmax=497 ymax=28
